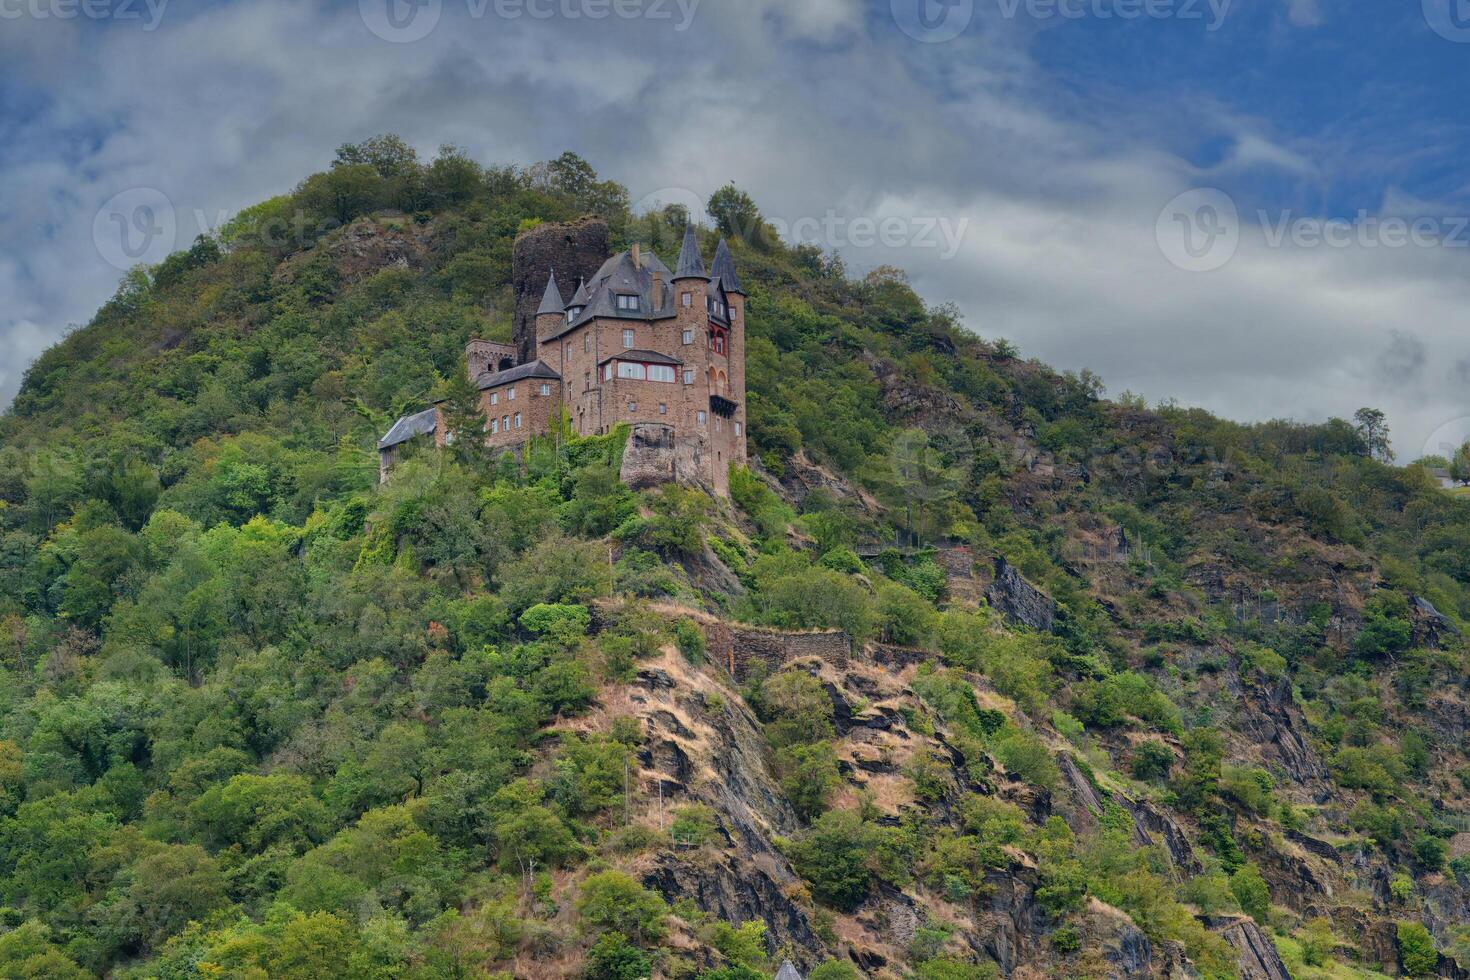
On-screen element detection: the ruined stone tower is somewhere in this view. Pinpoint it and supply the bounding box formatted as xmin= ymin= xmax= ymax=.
xmin=511 ymin=218 xmax=611 ymax=364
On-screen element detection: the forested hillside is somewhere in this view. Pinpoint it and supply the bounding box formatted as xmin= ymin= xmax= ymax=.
xmin=3 ymin=138 xmax=1470 ymax=979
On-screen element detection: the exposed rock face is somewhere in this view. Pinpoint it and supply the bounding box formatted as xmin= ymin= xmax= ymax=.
xmin=511 ymin=217 xmax=610 ymax=363
xmin=1412 ymin=594 xmax=1461 ymax=649
xmin=620 ymin=422 xmax=677 ymax=490
xmin=1208 ymin=916 xmax=1291 ymax=980
xmin=985 ymin=558 xmax=1056 ymax=632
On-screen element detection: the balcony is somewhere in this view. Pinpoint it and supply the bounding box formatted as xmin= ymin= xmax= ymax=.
xmin=709 ymin=394 xmax=739 ymax=418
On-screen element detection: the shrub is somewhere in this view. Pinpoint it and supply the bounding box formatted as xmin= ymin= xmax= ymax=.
xmin=786 ymin=810 xmax=877 ymax=911
xmin=674 ymin=619 xmax=706 ymax=664
xmin=819 ymin=547 xmax=864 ymax=574
xmin=671 ymin=805 xmax=718 ymax=847
xmin=1397 ymin=921 xmax=1438 ymax=977
xmin=1229 ymin=864 xmax=1270 ymax=923
xmin=809 ymin=960 xmax=861 ymax=980
xmin=576 ymin=871 xmax=667 ymax=943
xmin=584 ymin=931 xmax=651 ymax=980
xmin=519 ymin=603 xmax=591 ymax=645
xmin=1131 ymin=741 xmax=1174 ymax=783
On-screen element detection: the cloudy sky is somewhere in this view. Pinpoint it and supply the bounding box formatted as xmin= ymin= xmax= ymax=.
xmin=4 ymin=0 xmax=1470 ymax=457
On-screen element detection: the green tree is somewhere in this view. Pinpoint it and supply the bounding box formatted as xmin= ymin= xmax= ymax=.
xmin=1398 ymin=920 xmax=1438 ymax=977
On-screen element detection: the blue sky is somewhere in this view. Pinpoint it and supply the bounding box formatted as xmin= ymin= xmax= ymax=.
xmin=4 ymin=0 xmax=1470 ymax=457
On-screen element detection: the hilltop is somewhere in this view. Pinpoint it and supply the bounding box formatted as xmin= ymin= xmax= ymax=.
xmin=2 ymin=139 xmax=1470 ymax=979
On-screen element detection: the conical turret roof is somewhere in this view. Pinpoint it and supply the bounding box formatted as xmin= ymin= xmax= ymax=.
xmin=675 ymin=224 xmax=706 ymax=279
xmin=535 ymin=270 xmax=564 ymax=315
xmin=710 ymin=237 xmax=743 ymax=294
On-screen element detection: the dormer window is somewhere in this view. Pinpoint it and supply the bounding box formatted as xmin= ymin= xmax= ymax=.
xmin=616 ymin=294 xmax=640 ymax=311
xmin=566 ymin=305 xmax=584 ymax=323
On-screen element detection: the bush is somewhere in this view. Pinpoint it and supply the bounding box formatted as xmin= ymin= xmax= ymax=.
xmin=674 ymin=619 xmax=706 ymax=664
xmin=584 ymin=931 xmax=652 ymax=980
xmin=576 ymin=871 xmax=667 ymax=943
xmin=1131 ymin=741 xmax=1174 ymax=783
xmin=809 ymin=960 xmax=861 ymax=980
xmin=1229 ymin=864 xmax=1270 ymax=923
xmin=1398 ymin=920 xmax=1438 ymax=977
xmin=671 ymin=805 xmax=718 ymax=847
xmin=786 ymin=810 xmax=877 ymax=911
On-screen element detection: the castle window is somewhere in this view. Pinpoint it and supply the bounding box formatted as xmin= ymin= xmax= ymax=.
xmin=715 ymin=418 xmax=722 ymax=432
xmin=490 ymin=392 xmax=498 ymax=406
xmin=514 ymin=413 xmax=521 ymax=429
xmin=622 ymin=329 xmax=635 ymax=348
xmin=682 ymin=329 xmax=692 ymax=345
xmin=604 ymin=363 xmax=614 ymax=381
xmin=697 ymin=410 xmax=706 ymax=425
xmin=659 ymin=402 xmax=667 ymax=414
xmin=540 ymin=383 xmax=551 ymax=396
xmin=682 ymin=292 xmax=692 ymax=307
xmin=490 ymin=418 xmax=498 ymax=434
xmin=735 ymin=422 xmax=743 ymax=436
xmin=616 ymin=361 xmax=646 ymax=381
xmin=502 ymin=415 xmax=509 ymax=431
xmin=628 ymin=401 xmax=636 ymax=412
xmin=682 ymin=369 xmax=694 ymax=384
xmin=507 ymin=387 xmax=515 ymax=400
xmin=616 ymin=294 xmax=640 ymax=311
xmin=583 ymin=372 xmax=590 ymax=390
xmin=648 ymin=364 xmax=676 ymax=383
xmin=584 ymin=333 xmax=591 ymax=352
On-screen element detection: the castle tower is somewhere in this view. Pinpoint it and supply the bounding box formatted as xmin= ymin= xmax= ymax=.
xmin=710 ymin=237 xmax=748 ymax=474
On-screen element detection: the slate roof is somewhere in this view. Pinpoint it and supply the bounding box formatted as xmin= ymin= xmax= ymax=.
xmin=675 ymin=224 xmax=706 ymax=278
xmin=598 ymin=348 xmax=684 ymax=366
xmin=535 ymin=271 xmax=565 ymax=316
xmin=536 ymin=236 xmax=738 ymax=343
xmin=474 ymin=359 xmax=562 ymax=390
xmin=774 ymin=962 xmax=804 ymax=980
xmin=710 ymin=236 xmax=744 ymax=293
xmin=378 ymin=407 xmax=438 ymax=450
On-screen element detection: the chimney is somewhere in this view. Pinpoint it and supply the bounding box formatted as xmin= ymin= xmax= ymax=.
xmin=651 ymin=271 xmax=663 ymax=311
xmin=631 ymin=242 xmax=641 ymax=269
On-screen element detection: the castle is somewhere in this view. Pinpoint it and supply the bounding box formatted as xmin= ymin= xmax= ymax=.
xmin=378 ymin=222 xmax=747 ymax=495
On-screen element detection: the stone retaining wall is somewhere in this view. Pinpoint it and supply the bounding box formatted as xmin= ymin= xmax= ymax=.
xmin=701 ymin=621 xmax=851 ymax=682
